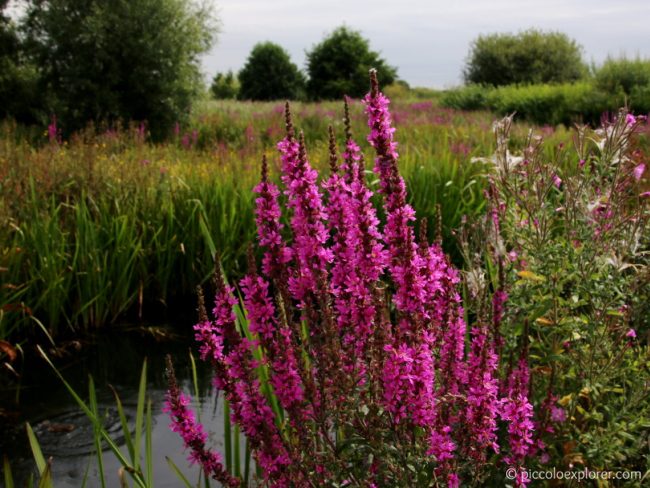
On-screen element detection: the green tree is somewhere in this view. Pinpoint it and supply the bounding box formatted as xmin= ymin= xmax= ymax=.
xmin=23 ymin=0 xmax=217 ymax=139
xmin=0 ymin=0 xmax=40 ymax=122
xmin=306 ymin=26 xmax=397 ymax=100
xmin=210 ymin=70 xmax=239 ymax=99
xmin=237 ymin=42 xmax=304 ymax=101
xmin=463 ymin=29 xmax=586 ymax=86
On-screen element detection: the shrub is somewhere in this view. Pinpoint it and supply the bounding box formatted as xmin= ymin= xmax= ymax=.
xmin=486 ymin=82 xmax=616 ymax=126
xmin=237 ymin=42 xmax=305 ymax=101
xmin=441 ymin=83 xmax=632 ymax=126
xmin=306 ymin=26 xmax=397 ymax=100
xmin=595 ymin=57 xmax=650 ymax=96
xmin=440 ymin=84 xmax=489 ymax=111
xmin=166 ymin=71 xmax=535 ymax=487
xmin=210 ymin=70 xmax=239 ymax=100
xmin=466 ymin=112 xmax=650 ymax=474
xmin=464 ymin=29 xmax=587 ymax=86
xmin=22 ymin=0 xmax=217 ymax=139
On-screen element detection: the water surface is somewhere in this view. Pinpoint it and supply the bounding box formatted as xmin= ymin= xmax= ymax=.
xmin=1 ymin=326 xmax=233 ymax=488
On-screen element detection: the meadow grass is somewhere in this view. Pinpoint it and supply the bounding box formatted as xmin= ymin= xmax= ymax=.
xmin=0 ymin=99 xmax=575 ymax=344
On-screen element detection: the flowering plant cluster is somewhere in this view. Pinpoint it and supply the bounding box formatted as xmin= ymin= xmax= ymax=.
xmin=166 ymin=71 xmax=536 ymax=487
xmin=463 ymin=111 xmax=649 ymax=474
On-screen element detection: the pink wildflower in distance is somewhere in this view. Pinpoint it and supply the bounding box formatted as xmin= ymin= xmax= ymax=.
xmin=552 ymin=174 xmax=562 ymax=188
xmin=550 ymin=406 xmax=567 ymax=423
xmin=633 ymin=163 xmax=645 ymax=181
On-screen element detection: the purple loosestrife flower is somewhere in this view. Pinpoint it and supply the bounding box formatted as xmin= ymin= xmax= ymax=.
xmin=193 ymin=285 xmax=227 ymax=364
xmin=240 ymin=271 xmax=310 ymax=420
xmin=633 ymin=163 xmax=645 ymax=182
xmin=463 ymin=321 xmax=501 ymax=462
xmin=165 ymin=358 xmax=240 ymax=487
xmin=550 ymin=406 xmax=567 ymax=423
xmin=180 ymin=71 xmax=542 ymax=485
xmin=277 ymin=104 xmax=332 ymax=303
xmin=342 ymin=139 xmax=362 ymax=181
xmin=253 ymin=155 xmax=293 ymax=280
xmin=339 ymin=157 xmax=388 ymax=357
xmin=48 ymin=116 xmax=59 ymax=144
xmin=381 ymin=331 xmax=436 ymax=426
xmin=196 ymin=269 xmax=294 ymax=485
xmin=325 ymin=123 xmax=387 ymax=376
xmin=224 ymin=339 xmax=292 ymax=483
xmin=363 ymin=70 xmax=429 ymax=325
xmin=500 ymin=357 xmax=534 ymax=487
xmin=323 ymin=126 xmax=353 ymax=297
xmin=435 ymin=265 xmax=467 ymax=394
xmin=341 ymin=97 xmax=362 ymax=180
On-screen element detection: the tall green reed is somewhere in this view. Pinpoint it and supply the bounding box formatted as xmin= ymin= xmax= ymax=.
xmin=0 ymin=102 xmax=572 ymax=346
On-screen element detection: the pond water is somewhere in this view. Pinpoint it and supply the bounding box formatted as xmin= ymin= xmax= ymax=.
xmin=0 ymin=326 xmax=234 ymax=488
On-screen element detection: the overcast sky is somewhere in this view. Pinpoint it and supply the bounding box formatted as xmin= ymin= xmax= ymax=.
xmin=203 ymin=0 xmax=650 ymax=88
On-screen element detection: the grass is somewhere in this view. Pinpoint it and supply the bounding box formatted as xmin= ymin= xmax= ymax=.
xmin=0 ymin=99 xmax=577 ymax=346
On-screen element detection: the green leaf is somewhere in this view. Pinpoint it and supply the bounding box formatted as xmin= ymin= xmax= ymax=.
xmin=110 ymin=385 xmax=135 ymax=462
xmin=25 ymin=423 xmax=47 ymax=475
xmin=4 ymin=455 xmax=15 ymax=488
xmin=88 ymin=376 xmax=106 ymax=488
xmin=134 ymin=359 xmax=148 ymax=474
xmin=36 ymin=461 xmax=52 ymax=488
xmin=165 ymin=457 xmax=193 ymax=488
xmin=146 ymin=399 xmax=153 ymax=485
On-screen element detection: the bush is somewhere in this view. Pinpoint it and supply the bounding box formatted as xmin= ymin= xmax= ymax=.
xmin=595 ymin=57 xmax=650 ymax=95
xmin=210 ymin=70 xmax=239 ymax=100
xmin=595 ymin=57 xmax=650 ymax=112
xmin=22 ymin=0 xmax=217 ymax=139
xmin=441 ymin=83 xmax=636 ymax=126
xmin=440 ymin=84 xmax=489 ymax=111
xmin=486 ymin=82 xmax=614 ymax=126
xmin=237 ymin=42 xmax=305 ymax=101
xmin=465 ymin=112 xmax=650 ymax=473
xmin=464 ymin=29 xmax=587 ymax=86
xmin=306 ymin=26 xmax=397 ymax=100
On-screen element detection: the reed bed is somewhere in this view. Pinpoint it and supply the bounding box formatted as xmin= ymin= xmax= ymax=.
xmin=0 ymin=99 xmax=574 ymax=343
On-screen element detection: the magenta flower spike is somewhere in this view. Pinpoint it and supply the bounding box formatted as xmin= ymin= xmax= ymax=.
xmin=240 ymin=270 xmax=310 ymax=421
xmin=277 ymin=104 xmax=332 ymax=303
xmin=500 ymin=357 xmax=534 ymax=487
xmin=253 ymin=155 xmax=293 ymax=280
xmin=165 ymin=357 xmax=240 ymax=487
xmin=463 ymin=321 xmax=501 ymax=461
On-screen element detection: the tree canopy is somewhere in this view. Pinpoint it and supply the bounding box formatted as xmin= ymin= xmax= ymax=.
xmin=23 ymin=0 xmax=217 ymax=138
xmin=210 ymin=70 xmax=239 ymax=100
xmin=306 ymin=26 xmax=397 ymax=100
xmin=237 ymin=42 xmax=305 ymax=101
